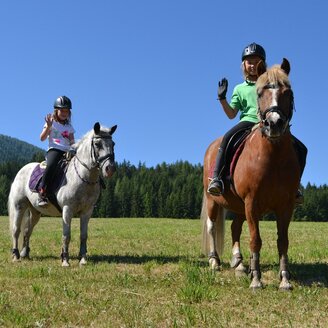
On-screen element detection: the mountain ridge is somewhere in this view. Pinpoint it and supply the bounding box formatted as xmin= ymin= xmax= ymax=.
xmin=0 ymin=134 xmax=45 ymax=164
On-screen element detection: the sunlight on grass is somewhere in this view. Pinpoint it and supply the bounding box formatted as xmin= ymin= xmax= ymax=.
xmin=0 ymin=216 xmax=328 ymax=327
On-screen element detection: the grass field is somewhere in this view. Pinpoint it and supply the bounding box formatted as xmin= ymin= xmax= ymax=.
xmin=0 ymin=216 xmax=328 ymax=327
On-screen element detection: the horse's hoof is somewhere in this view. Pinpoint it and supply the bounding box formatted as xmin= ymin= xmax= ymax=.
xmin=12 ymin=256 xmax=21 ymax=262
xmin=234 ymin=263 xmax=247 ymax=277
xmin=62 ymin=260 xmax=70 ymax=267
xmin=20 ymin=247 xmax=30 ymax=259
xmin=230 ymin=253 xmax=243 ymax=268
xmin=249 ymin=279 xmax=263 ymax=290
xmin=79 ymin=257 xmax=87 ymax=266
xmin=209 ymin=258 xmax=220 ymax=271
xmin=279 ymin=277 xmax=293 ymax=291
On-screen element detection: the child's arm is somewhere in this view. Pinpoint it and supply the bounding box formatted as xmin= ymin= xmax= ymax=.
xmin=219 ymin=99 xmax=238 ymax=119
xmin=40 ymin=114 xmax=53 ymax=141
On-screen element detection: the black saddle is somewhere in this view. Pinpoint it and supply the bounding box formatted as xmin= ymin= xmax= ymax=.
xmin=222 ymin=127 xmax=251 ymax=180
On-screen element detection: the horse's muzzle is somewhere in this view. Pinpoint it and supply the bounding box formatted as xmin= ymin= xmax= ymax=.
xmin=103 ymin=162 xmax=116 ymax=178
xmin=261 ymin=107 xmax=288 ymax=139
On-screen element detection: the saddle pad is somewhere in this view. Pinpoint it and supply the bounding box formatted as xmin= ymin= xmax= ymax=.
xmin=29 ymin=164 xmax=44 ymax=192
xmin=28 ymin=161 xmax=67 ymax=194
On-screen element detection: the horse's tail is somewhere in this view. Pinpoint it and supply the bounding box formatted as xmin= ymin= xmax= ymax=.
xmin=201 ymin=192 xmax=225 ymax=257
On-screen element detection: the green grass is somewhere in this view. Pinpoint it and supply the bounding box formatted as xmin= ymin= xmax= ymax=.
xmin=0 ymin=216 xmax=328 ymax=327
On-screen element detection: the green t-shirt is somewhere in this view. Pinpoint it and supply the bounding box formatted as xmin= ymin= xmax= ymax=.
xmin=229 ymin=81 xmax=259 ymax=123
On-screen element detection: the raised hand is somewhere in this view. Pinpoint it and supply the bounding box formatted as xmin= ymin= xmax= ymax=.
xmin=218 ymin=78 xmax=228 ymax=100
xmin=45 ymin=113 xmax=53 ymax=128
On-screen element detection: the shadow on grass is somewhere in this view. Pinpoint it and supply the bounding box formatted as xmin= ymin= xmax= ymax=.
xmin=87 ymin=254 xmax=191 ymax=265
xmin=291 ymin=262 xmax=328 ymax=287
xmin=28 ymin=254 xmax=328 ymax=287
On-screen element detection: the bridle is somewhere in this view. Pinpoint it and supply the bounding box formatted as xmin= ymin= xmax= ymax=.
xmin=257 ymin=83 xmax=294 ymax=136
xmin=74 ymin=135 xmax=115 ymax=186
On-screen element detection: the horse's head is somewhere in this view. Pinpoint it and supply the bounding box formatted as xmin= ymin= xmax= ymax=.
xmin=256 ymin=58 xmax=294 ymax=139
xmin=91 ymin=122 xmax=117 ymax=178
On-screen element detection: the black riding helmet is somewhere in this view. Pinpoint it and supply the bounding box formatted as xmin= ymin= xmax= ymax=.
xmin=242 ymin=43 xmax=266 ymax=61
xmin=54 ymin=96 xmax=72 ymax=109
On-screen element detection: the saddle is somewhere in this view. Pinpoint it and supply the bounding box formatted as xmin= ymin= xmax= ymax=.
xmin=29 ymin=158 xmax=69 ymax=211
xmin=219 ymin=128 xmax=252 ymax=188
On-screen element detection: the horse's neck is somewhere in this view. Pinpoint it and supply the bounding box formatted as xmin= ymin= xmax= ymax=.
xmin=252 ymin=129 xmax=293 ymax=157
xmin=72 ymin=142 xmax=99 ymax=179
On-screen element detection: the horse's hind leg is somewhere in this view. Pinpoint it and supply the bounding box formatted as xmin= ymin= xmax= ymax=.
xmin=20 ymin=208 xmax=41 ymax=259
xmin=204 ymin=196 xmax=224 ymax=271
xmin=230 ymin=214 xmax=247 ymax=276
xmin=10 ymin=207 xmax=26 ymax=261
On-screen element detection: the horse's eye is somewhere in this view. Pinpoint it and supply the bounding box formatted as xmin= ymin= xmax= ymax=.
xmin=95 ymin=141 xmax=103 ymax=149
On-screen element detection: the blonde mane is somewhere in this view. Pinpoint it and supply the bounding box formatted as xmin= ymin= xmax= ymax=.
xmin=256 ymin=64 xmax=291 ymax=92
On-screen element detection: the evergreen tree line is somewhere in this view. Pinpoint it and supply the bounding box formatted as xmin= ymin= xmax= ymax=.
xmin=0 ymin=158 xmax=327 ymax=221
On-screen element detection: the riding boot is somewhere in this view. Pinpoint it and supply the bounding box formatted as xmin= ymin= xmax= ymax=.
xmin=208 ymin=147 xmax=225 ymax=196
xmin=38 ymin=187 xmax=48 ymax=207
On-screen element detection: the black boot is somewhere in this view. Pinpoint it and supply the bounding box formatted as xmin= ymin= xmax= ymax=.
xmin=38 ymin=187 xmax=48 ymax=207
xmin=208 ymin=147 xmax=225 ymax=196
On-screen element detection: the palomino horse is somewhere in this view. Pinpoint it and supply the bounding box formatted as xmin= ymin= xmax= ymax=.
xmin=202 ymin=59 xmax=300 ymax=290
xmin=8 ymin=122 xmax=117 ymax=266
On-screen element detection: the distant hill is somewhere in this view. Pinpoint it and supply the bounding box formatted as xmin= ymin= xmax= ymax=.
xmin=0 ymin=134 xmax=45 ymax=164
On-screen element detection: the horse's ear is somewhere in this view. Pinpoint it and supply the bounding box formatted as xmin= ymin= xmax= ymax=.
xmin=109 ymin=125 xmax=117 ymax=135
xmin=256 ymin=60 xmax=266 ymax=77
xmin=281 ymin=58 xmax=290 ymax=75
xmin=94 ymin=122 xmax=101 ymax=135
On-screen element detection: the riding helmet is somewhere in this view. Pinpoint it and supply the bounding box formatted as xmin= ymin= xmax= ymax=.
xmin=54 ymin=96 xmax=72 ymax=109
xmin=242 ymin=43 xmax=266 ymax=61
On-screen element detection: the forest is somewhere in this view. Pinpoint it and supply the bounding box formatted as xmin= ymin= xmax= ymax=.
xmin=0 ymin=134 xmax=327 ymax=220
xmin=0 ymin=158 xmax=327 ymax=221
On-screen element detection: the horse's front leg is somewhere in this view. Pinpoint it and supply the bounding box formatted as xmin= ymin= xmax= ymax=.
xmin=61 ymin=206 xmax=73 ymax=267
xmin=230 ymin=214 xmax=247 ymax=276
xmin=79 ymin=210 xmax=92 ymax=266
xmin=246 ymin=209 xmax=263 ymax=289
xmin=276 ymin=215 xmax=292 ymax=290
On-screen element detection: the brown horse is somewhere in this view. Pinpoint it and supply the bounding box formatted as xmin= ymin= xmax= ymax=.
xmin=201 ymin=58 xmax=300 ymax=290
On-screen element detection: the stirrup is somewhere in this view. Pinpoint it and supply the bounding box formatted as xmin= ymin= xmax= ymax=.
xmin=207 ymin=177 xmax=224 ymax=196
xmin=38 ymin=192 xmax=48 ymax=207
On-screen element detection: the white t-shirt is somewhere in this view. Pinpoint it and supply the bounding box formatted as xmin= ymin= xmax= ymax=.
xmin=46 ymin=121 xmax=75 ymax=152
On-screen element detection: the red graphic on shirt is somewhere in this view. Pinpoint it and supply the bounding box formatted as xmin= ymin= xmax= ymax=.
xmin=61 ymin=131 xmax=70 ymax=139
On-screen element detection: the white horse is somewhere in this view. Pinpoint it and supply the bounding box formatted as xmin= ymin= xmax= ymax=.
xmin=8 ymin=122 xmax=117 ymax=266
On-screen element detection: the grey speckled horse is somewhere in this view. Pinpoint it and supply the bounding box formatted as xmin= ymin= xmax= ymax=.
xmin=8 ymin=122 xmax=117 ymax=266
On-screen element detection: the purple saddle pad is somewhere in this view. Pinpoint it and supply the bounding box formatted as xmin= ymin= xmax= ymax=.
xmin=28 ymin=161 xmax=68 ymax=194
xmin=29 ymin=164 xmax=45 ymax=192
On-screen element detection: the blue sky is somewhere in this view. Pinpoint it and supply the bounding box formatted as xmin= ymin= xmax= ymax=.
xmin=0 ymin=1 xmax=326 ymax=186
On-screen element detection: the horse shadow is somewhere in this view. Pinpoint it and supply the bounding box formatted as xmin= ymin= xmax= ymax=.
xmin=290 ymin=262 xmax=328 ymax=287
xmin=87 ymin=254 xmax=188 ymax=265
xmin=28 ymin=255 xmax=328 ymax=287
xmin=228 ymin=262 xmax=328 ymax=287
